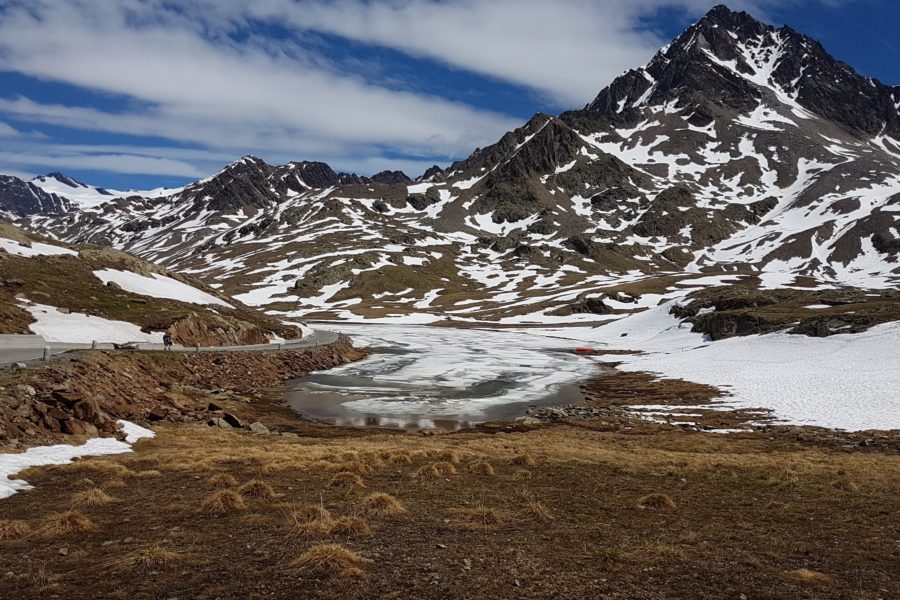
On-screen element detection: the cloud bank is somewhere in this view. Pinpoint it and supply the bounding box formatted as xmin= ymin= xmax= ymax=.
xmin=0 ymin=0 xmax=834 ymax=182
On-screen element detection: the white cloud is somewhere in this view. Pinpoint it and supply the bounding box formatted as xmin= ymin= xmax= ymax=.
xmin=0 ymin=0 xmax=843 ymax=181
xmin=0 ymin=151 xmax=203 ymax=177
xmin=0 ymin=121 xmax=22 ymax=137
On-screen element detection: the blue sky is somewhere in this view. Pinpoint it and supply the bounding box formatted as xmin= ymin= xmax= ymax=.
xmin=0 ymin=0 xmax=897 ymax=190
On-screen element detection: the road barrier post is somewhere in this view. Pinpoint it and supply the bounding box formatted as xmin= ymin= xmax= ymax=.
xmin=42 ymin=346 xmax=51 ymax=361
xmin=91 ymin=340 xmax=98 ymax=350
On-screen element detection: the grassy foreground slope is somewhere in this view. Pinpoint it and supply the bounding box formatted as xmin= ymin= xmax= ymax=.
xmin=0 ymin=221 xmax=299 ymax=345
xmin=1 ymin=420 xmax=897 ymax=599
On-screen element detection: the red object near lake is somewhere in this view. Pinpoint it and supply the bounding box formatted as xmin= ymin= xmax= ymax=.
xmin=575 ymin=347 xmax=594 ymax=353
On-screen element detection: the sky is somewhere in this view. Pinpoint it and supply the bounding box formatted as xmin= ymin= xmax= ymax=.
xmin=0 ymin=0 xmax=897 ymax=190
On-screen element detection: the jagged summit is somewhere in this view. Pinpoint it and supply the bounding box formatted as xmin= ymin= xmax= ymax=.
xmin=584 ymin=4 xmax=900 ymax=138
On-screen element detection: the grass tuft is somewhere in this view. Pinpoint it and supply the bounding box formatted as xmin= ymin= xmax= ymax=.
xmin=71 ymin=488 xmax=117 ymax=507
xmin=127 ymin=545 xmax=181 ymax=569
xmin=468 ymin=461 xmax=495 ymax=476
xmin=39 ymin=511 xmax=96 ymax=536
xmin=0 ymin=520 xmax=31 ymax=539
xmin=208 ymin=473 xmax=238 ymax=488
xmin=239 ymin=479 xmax=277 ymax=499
xmin=330 ymin=472 xmax=366 ymax=489
xmin=518 ymin=501 xmax=554 ymax=521
xmin=782 ymin=568 xmax=834 ymax=586
xmin=637 ymin=493 xmax=677 ymax=510
xmin=511 ymin=454 xmax=536 ymax=466
xmin=447 ymin=507 xmax=502 ymax=531
xmin=289 ymin=543 xmax=371 ymax=576
xmin=360 ymin=493 xmax=407 ymax=518
xmin=331 ymin=516 xmax=373 ymax=537
xmin=202 ymin=490 xmax=247 ymax=514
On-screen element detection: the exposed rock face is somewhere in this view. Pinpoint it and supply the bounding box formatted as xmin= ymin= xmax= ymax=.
xmin=164 ymin=313 xmax=272 ymax=347
xmin=0 ymin=336 xmax=365 ymax=448
xmin=0 ymin=175 xmax=70 ymax=215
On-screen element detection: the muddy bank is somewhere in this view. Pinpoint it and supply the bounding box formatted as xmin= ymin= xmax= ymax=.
xmin=0 ymin=336 xmax=366 ymax=449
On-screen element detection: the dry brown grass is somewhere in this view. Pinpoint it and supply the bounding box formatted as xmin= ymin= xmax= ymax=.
xmin=239 ymin=479 xmax=277 ymax=499
xmin=202 ymin=490 xmax=247 ymax=513
xmin=330 ymin=472 xmax=366 ymax=489
xmin=413 ymin=464 xmax=441 ymax=479
xmin=71 ymin=461 xmax=131 ymax=477
xmin=511 ymin=454 xmax=536 ymax=466
xmin=0 ymin=519 xmax=31 ymax=539
xmin=125 ymin=545 xmax=181 ymax=569
xmin=830 ymin=478 xmax=860 ymax=492
xmin=468 ymin=461 xmax=495 ymax=476
xmin=511 ymin=469 xmax=532 ymax=480
xmin=102 ymin=478 xmax=127 ymax=489
xmin=288 ymin=543 xmax=371 ymax=577
xmin=39 ymin=511 xmax=96 ymax=536
xmin=518 ymin=501 xmax=553 ymax=521
xmin=331 ymin=516 xmax=372 ymax=537
xmin=782 ymin=568 xmax=835 ymax=586
xmin=360 ymin=493 xmax=406 ymax=518
xmin=131 ymin=470 xmax=163 ymax=479
xmin=639 ymin=541 xmax=686 ymax=561
xmin=431 ymin=461 xmax=457 ymax=476
xmin=434 ymin=449 xmax=461 ymax=464
xmin=208 ymin=473 xmax=238 ymax=488
xmin=447 ymin=507 xmax=502 ymax=531
xmin=637 ymin=493 xmax=677 ymax=510
xmin=388 ymin=452 xmax=412 ymax=464
xmin=71 ymin=488 xmax=117 ymax=507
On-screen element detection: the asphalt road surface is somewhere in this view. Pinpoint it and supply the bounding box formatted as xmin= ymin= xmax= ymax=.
xmin=0 ymin=329 xmax=340 ymax=367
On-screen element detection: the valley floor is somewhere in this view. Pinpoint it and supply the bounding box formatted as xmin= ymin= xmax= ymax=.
xmin=1 ymin=401 xmax=898 ymax=598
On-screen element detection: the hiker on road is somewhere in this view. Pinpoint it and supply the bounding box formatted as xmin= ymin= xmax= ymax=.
xmin=163 ymin=333 xmax=173 ymax=351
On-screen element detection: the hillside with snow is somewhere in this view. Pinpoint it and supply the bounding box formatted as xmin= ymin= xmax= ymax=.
xmin=0 ymin=222 xmax=300 ymax=345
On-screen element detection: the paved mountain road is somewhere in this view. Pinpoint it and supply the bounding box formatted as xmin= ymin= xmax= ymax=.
xmin=0 ymin=329 xmax=340 ymax=368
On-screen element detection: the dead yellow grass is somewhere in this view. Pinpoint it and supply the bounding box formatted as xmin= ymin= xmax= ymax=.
xmin=331 ymin=516 xmax=373 ymax=537
xmin=388 ymin=452 xmax=412 ymax=464
xmin=330 ymin=472 xmax=366 ymax=489
xmin=414 ymin=464 xmax=441 ymax=479
xmin=782 ymin=568 xmax=835 ymax=586
xmin=208 ymin=473 xmax=238 ymax=487
xmin=102 ymin=478 xmax=127 ymax=489
xmin=71 ymin=488 xmax=117 ymax=507
xmin=637 ymin=493 xmax=677 ymax=510
xmin=431 ymin=461 xmax=457 ymax=476
xmin=468 ymin=461 xmax=495 ymax=476
xmin=518 ymin=501 xmax=553 ymax=521
xmin=131 ymin=470 xmax=163 ymax=479
xmin=447 ymin=507 xmax=502 ymax=531
xmin=289 ymin=543 xmax=371 ymax=577
xmin=239 ymin=479 xmax=277 ymax=499
xmin=511 ymin=454 xmax=536 ymax=466
xmin=360 ymin=493 xmax=406 ymax=518
xmin=0 ymin=519 xmax=31 ymax=539
xmin=202 ymin=490 xmax=247 ymax=513
xmin=126 ymin=545 xmax=181 ymax=569
xmin=39 ymin=511 xmax=96 ymax=536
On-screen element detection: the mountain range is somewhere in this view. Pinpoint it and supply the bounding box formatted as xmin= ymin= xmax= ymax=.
xmin=4 ymin=4 xmax=899 ymax=323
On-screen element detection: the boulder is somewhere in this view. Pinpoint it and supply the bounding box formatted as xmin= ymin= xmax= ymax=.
xmin=147 ymin=406 xmax=168 ymax=421
xmin=222 ymin=412 xmax=244 ymax=428
xmin=248 ymin=421 xmax=270 ymax=435
xmin=207 ymin=417 xmax=231 ymax=428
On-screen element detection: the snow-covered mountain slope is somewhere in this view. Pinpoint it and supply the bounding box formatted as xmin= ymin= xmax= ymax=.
xmin=16 ymin=5 xmax=900 ymax=323
xmin=0 ymin=221 xmax=299 ymax=345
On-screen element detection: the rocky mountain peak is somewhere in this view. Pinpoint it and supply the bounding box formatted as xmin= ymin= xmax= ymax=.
xmin=583 ymin=4 xmax=900 ymax=140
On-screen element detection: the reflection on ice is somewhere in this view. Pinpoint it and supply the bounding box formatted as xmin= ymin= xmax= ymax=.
xmin=287 ymin=324 xmax=599 ymax=429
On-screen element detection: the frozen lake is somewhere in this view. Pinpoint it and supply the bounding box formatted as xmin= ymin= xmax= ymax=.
xmin=286 ymin=324 xmax=600 ymax=429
